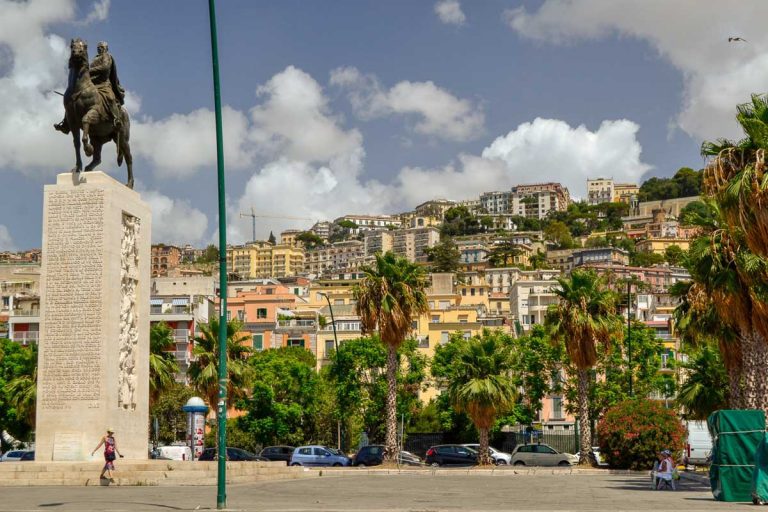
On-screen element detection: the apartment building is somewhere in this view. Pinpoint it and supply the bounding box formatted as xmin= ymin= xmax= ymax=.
xmin=334 ymin=214 xmax=402 ymax=234
xmin=150 ymin=278 xmax=217 ymax=381
xmin=510 ymin=270 xmax=561 ymax=332
xmin=547 ymin=247 xmax=630 ymax=272
xmin=1 ymin=263 xmax=41 ymax=343
xmin=280 ymin=230 xmax=302 ymax=247
xmin=151 ymin=244 xmax=182 ymax=277
xmin=304 ymin=240 xmax=368 ymax=276
xmin=310 ymin=221 xmax=332 ymax=241
xmin=393 ymin=227 xmax=440 ymax=263
xmin=363 ymin=230 xmax=394 ymax=257
xmin=613 ymin=183 xmax=639 ymax=204
xmin=480 ymin=190 xmax=512 ymax=214
xmin=480 ymin=183 xmax=569 ymax=219
xmin=227 ymin=241 xmax=306 ymax=279
xmin=587 ymin=178 xmax=614 ymax=205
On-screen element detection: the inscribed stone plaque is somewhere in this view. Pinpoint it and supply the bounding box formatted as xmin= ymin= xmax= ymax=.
xmin=53 ymin=431 xmax=84 ymax=461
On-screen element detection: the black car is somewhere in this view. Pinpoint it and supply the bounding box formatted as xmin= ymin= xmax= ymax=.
xmin=352 ymin=445 xmax=422 ymax=467
xmin=198 ymin=447 xmax=268 ymax=461
xmin=425 ymin=444 xmax=478 ymax=467
xmin=19 ymin=451 xmax=34 ymax=461
xmin=260 ymin=445 xmax=295 ymax=464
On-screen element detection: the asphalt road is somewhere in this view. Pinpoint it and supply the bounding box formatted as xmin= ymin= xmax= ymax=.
xmin=0 ymin=473 xmax=738 ymax=512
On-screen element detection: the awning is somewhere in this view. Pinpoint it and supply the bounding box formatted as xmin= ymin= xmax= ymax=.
xmin=150 ymin=298 xmax=163 ymax=306
xmin=276 ymin=308 xmax=295 ymax=317
xmin=172 ymin=298 xmax=189 ymax=306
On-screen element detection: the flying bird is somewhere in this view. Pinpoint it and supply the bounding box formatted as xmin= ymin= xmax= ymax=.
xmin=728 ymin=37 xmax=748 ymax=43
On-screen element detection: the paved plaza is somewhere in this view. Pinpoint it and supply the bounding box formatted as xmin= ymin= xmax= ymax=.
xmin=0 ymin=472 xmax=741 ymax=512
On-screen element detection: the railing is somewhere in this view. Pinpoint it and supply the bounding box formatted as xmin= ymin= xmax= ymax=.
xmin=150 ymin=306 xmax=191 ymax=315
xmin=320 ymin=322 xmax=361 ymax=332
xmin=173 ymin=350 xmax=190 ymax=365
xmin=10 ymin=310 xmax=38 ymax=317
xmin=12 ymin=332 xmax=38 ymax=343
xmin=277 ymin=319 xmax=316 ymax=328
xmin=173 ymin=329 xmax=190 ymax=342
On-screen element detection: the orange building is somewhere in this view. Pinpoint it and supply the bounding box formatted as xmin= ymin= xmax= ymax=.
xmin=226 ymin=280 xmax=315 ymax=352
xmin=152 ymin=244 xmax=182 ymax=277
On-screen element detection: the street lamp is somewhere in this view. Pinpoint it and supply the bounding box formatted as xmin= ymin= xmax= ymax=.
xmin=318 ymin=292 xmax=341 ymax=449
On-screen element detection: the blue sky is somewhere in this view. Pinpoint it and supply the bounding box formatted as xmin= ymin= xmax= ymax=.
xmin=0 ymin=0 xmax=764 ymax=250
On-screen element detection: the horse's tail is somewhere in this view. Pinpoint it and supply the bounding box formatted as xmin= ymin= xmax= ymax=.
xmin=117 ymin=107 xmax=130 ymax=166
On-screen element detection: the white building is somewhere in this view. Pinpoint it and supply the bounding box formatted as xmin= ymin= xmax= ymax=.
xmin=510 ymin=270 xmax=561 ymax=331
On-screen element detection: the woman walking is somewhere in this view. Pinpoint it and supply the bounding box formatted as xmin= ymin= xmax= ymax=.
xmin=92 ymin=428 xmax=122 ymax=480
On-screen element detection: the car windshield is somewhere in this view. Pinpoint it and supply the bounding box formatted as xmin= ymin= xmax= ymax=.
xmin=326 ymin=447 xmax=343 ymax=456
xmin=463 ymin=446 xmax=478 ymax=454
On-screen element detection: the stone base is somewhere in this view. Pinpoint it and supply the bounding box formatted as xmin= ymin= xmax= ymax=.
xmin=35 ymin=171 xmax=151 ymax=461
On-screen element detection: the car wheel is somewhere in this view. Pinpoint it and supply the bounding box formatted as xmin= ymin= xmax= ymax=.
xmin=430 ymin=462 xmax=440 ymax=467
xmin=332 ymin=462 xmax=342 ymax=467
xmin=291 ymin=463 xmax=301 ymax=466
xmin=495 ymin=459 xmax=507 ymax=465
xmin=358 ymin=463 xmax=366 ymax=468
xmin=558 ymin=460 xmax=571 ymax=466
xmin=513 ymin=461 xmax=525 ymax=466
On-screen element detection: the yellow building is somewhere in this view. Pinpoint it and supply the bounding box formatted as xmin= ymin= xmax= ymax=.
xmin=613 ymin=183 xmax=639 ymax=203
xmin=227 ymin=242 xmax=305 ymax=279
xmin=635 ymin=238 xmax=690 ymax=255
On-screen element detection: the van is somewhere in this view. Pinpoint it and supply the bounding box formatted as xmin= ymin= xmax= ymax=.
xmin=686 ymin=420 xmax=712 ymax=466
xmin=157 ymin=445 xmax=193 ymax=461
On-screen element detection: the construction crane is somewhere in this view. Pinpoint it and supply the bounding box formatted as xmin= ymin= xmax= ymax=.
xmin=239 ymin=207 xmax=315 ymax=242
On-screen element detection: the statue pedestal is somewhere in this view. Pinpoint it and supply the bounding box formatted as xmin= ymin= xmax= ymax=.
xmin=35 ymin=171 xmax=151 ymax=461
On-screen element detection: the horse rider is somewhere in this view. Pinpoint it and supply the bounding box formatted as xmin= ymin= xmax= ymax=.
xmin=54 ymin=41 xmax=125 ymax=134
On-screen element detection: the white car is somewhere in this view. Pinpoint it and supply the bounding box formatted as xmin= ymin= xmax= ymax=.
xmin=0 ymin=450 xmax=32 ymax=462
xmin=461 ymin=444 xmax=512 ymax=465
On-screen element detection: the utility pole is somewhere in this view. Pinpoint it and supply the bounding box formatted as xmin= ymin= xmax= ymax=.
xmin=627 ymin=280 xmax=633 ymax=397
xmin=207 ymin=0 xmax=228 ymax=508
xmin=320 ymin=292 xmax=340 ymax=449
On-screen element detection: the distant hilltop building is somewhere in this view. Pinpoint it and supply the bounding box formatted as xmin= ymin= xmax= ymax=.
xmin=479 ymin=182 xmax=570 ymax=219
xmin=587 ymin=178 xmax=639 ymax=205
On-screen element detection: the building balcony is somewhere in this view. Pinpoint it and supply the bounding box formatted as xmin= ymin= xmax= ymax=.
xmin=320 ymin=321 xmax=361 ymax=332
xmin=275 ymin=319 xmax=317 ymax=332
xmin=173 ymin=329 xmax=190 ymax=343
xmin=12 ymin=331 xmax=38 ymax=344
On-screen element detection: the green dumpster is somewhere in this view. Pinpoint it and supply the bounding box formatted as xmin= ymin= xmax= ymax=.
xmin=708 ymin=409 xmax=766 ymax=502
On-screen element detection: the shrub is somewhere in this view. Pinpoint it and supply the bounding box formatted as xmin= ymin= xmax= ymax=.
xmin=597 ymin=399 xmax=685 ymax=470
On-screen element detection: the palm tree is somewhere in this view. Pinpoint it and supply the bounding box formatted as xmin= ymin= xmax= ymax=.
xmin=487 ymin=239 xmax=522 ymax=268
xmin=677 ymin=344 xmax=728 ymax=420
xmin=545 ymin=269 xmax=620 ymax=465
xmin=187 ymin=318 xmax=253 ymax=416
xmin=5 ymin=343 xmax=37 ymax=433
xmin=447 ymin=330 xmax=516 ymax=466
xmin=355 ymin=251 xmax=429 ymax=462
xmin=149 ymin=322 xmax=180 ymax=407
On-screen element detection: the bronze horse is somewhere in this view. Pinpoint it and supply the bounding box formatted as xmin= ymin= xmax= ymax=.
xmin=59 ymin=38 xmax=133 ymax=188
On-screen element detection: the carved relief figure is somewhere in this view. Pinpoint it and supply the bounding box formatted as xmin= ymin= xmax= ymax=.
xmin=118 ymin=213 xmax=140 ymax=410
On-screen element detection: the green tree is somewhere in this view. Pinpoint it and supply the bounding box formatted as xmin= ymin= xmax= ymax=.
xmin=441 ymin=206 xmax=482 ymax=237
xmin=268 ymin=231 xmax=277 ymax=245
xmin=487 ymin=239 xmax=523 ymax=268
xmin=631 ymin=251 xmax=665 ymax=267
xmin=354 ymin=252 xmax=429 ymax=462
xmin=425 ymin=237 xmax=462 ymax=273
xmin=296 ymin=231 xmax=324 ymax=250
xmin=329 ymin=337 xmax=427 ymax=447
xmin=150 ymin=382 xmax=194 ymax=445
xmin=546 ymin=270 xmax=621 ymax=465
xmin=446 ymin=330 xmax=516 ymax=466
xmin=544 ymin=220 xmax=574 ymax=249
xmin=187 ymin=319 xmax=253 ymax=415
xmin=0 ymin=339 xmax=37 ymax=442
xmin=677 ymin=344 xmax=728 ymax=420
xmin=149 ymin=322 xmax=180 ymax=407
xmin=196 ymin=244 xmax=219 ymax=264
xmin=664 ymin=245 xmax=685 ymax=266
xmin=237 ymin=347 xmax=322 ymax=446
xmin=679 ymin=200 xmax=711 ymax=225
xmin=528 ymin=250 xmax=547 ymax=270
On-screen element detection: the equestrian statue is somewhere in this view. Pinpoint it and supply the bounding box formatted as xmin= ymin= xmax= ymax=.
xmin=54 ymin=38 xmax=133 ymax=189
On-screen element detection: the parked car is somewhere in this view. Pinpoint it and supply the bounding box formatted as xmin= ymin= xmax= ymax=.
xmin=154 ymin=445 xmax=193 ymax=461
xmin=260 ymin=445 xmax=295 ymax=464
xmin=352 ymin=444 xmax=423 ymax=467
xmin=290 ymin=445 xmax=350 ymax=467
xmin=19 ymin=451 xmax=34 ymax=461
xmin=461 ymin=444 xmax=512 ymax=465
xmin=197 ymin=447 xmax=268 ymax=461
xmin=0 ymin=450 xmax=32 ymax=462
xmin=425 ymin=444 xmax=478 ymax=467
xmin=510 ymin=443 xmax=578 ymax=467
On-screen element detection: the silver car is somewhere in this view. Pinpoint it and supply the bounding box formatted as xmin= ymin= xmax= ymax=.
xmin=290 ymin=445 xmax=350 ymax=467
xmin=510 ymin=443 xmax=578 ymax=466
xmin=461 ymin=444 xmax=512 ymax=465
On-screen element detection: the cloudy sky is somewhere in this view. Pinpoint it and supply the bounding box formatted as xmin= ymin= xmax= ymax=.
xmin=0 ymin=0 xmax=765 ymax=250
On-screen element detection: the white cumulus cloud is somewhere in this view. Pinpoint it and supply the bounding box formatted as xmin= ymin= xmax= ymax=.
xmin=394 ymin=118 xmax=650 ymax=206
xmin=83 ymin=0 xmax=110 ymax=24
xmin=330 ymin=66 xmax=484 ymax=141
xmin=0 ymin=224 xmax=16 ymax=251
xmin=141 ymin=189 xmax=209 ymax=246
xmin=435 ymin=0 xmax=466 ymax=25
xmin=503 ymin=0 xmax=768 ymax=142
